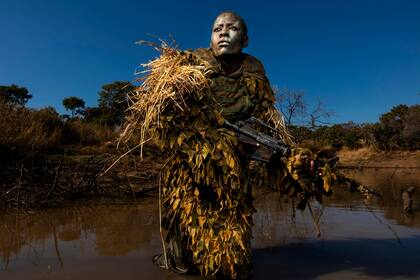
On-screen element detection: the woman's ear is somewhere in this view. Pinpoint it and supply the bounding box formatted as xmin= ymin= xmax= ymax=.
xmin=242 ymin=35 xmax=249 ymax=48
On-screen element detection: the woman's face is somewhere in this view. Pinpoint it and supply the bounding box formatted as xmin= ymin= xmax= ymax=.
xmin=210 ymin=13 xmax=248 ymax=57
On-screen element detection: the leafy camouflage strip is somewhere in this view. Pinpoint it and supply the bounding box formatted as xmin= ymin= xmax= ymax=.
xmin=160 ymin=130 xmax=253 ymax=277
xmin=282 ymin=146 xmax=375 ymax=210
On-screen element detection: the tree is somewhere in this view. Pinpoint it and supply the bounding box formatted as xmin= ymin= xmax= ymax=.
xmin=374 ymin=104 xmax=409 ymax=150
xmin=62 ymin=96 xmax=85 ymax=117
xmin=309 ymin=122 xmax=363 ymax=149
xmin=275 ymin=87 xmax=332 ymax=129
xmin=402 ymin=105 xmax=420 ymax=150
xmin=308 ymin=98 xmax=333 ymax=129
xmin=287 ymin=125 xmax=313 ymax=143
xmin=96 ymin=81 xmax=135 ymax=126
xmin=0 ymin=84 xmax=32 ymax=106
xmin=275 ymin=88 xmax=306 ymax=125
xmin=84 ymin=106 xmax=108 ymax=124
xmin=371 ymin=104 xmax=420 ymax=150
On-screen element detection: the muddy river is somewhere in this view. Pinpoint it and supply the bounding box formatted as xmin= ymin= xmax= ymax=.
xmin=1 ymin=168 xmax=419 ymax=279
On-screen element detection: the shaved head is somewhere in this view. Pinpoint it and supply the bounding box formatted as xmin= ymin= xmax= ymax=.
xmin=210 ymin=12 xmax=249 ymax=57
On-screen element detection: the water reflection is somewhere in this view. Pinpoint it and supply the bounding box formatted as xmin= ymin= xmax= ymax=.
xmin=0 ymin=169 xmax=419 ymax=280
xmin=1 ymin=201 xmax=158 ymax=259
xmin=340 ymin=168 xmax=420 ymax=228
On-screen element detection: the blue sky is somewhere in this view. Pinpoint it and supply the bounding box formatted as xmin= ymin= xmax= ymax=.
xmin=1 ymin=0 xmax=419 ymax=124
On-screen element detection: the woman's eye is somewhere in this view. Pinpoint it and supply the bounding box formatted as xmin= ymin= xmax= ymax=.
xmin=230 ymin=27 xmax=238 ymax=31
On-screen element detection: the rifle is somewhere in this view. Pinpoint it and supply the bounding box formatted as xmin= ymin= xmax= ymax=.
xmin=223 ymin=117 xmax=382 ymax=199
xmin=223 ymin=117 xmax=291 ymax=163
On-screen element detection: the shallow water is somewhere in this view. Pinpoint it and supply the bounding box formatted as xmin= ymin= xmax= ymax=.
xmin=1 ymin=168 xmax=419 ymax=280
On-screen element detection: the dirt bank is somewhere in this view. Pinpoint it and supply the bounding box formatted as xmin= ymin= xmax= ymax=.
xmin=0 ymin=145 xmax=165 ymax=208
xmin=338 ymin=148 xmax=420 ymax=168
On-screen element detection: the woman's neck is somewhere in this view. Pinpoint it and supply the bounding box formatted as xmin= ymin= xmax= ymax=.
xmin=217 ymin=53 xmax=243 ymax=75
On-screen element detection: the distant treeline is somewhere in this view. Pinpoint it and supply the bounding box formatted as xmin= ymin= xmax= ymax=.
xmin=0 ymin=83 xmax=419 ymax=156
xmin=0 ymin=82 xmax=132 ymax=156
xmin=289 ymin=104 xmax=419 ymax=151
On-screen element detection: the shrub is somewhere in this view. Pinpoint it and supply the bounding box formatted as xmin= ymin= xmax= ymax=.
xmin=0 ymin=101 xmax=117 ymax=154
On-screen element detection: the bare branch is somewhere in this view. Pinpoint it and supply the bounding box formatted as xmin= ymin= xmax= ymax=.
xmin=274 ymin=87 xmax=306 ymax=125
xmin=308 ymin=97 xmax=334 ymax=129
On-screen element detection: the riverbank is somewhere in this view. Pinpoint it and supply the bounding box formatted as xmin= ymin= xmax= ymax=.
xmin=0 ymin=145 xmax=164 ymax=208
xmin=338 ymin=147 xmax=420 ymax=168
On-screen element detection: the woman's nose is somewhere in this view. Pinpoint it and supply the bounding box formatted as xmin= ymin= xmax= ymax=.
xmin=220 ymin=28 xmax=228 ymax=37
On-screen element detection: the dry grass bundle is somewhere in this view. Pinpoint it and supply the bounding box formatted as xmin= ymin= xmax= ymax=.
xmin=266 ymin=107 xmax=294 ymax=145
xmin=121 ymin=46 xmax=209 ymax=156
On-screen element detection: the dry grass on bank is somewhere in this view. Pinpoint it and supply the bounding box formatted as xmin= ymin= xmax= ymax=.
xmin=338 ymin=146 xmax=420 ymax=168
xmin=338 ymin=146 xmax=377 ymax=163
xmin=0 ymin=102 xmax=117 ymax=154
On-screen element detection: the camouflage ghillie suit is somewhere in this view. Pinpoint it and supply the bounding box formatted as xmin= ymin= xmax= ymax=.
xmin=128 ymin=45 xmax=377 ymax=279
xmin=156 ymin=48 xmax=286 ymax=279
